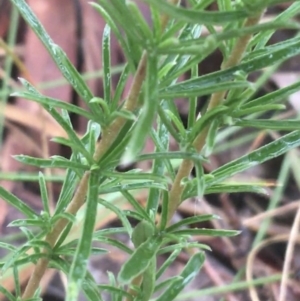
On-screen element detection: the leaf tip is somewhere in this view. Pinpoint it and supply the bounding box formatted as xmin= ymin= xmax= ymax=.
xmin=120 ymin=152 xmax=135 ymax=166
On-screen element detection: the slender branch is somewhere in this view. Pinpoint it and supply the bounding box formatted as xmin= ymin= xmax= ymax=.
xmin=22 ymin=27 xmax=149 ymax=301
xmin=165 ymin=11 xmax=265 ymax=226
xmin=22 ymin=172 xmax=90 ymax=299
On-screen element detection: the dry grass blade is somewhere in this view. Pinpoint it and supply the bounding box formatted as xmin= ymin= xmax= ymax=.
xmin=279 ymin=200 xmax=300 ymax=301
xmin=246 ymin=234 xmax=300 ymax=301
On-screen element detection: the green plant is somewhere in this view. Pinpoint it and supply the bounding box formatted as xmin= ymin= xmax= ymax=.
xmin=1 ymin=0 xmax=300 ymax=300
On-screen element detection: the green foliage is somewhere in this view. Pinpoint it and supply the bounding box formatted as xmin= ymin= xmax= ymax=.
xmin=1 ymin=0 xmax=300 ymax=300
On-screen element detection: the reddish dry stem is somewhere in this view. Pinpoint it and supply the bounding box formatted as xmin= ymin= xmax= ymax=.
xmin=164 ymin=11 xmax=265 ymax=226
xmin=22 ymin=42 xmax=148 ymax=301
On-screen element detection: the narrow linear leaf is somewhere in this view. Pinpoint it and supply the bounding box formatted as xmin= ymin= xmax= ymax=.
xmin=93 ymin=227 xmax=127 ymax=236
xmin=96 ymin=120 xmax=133 ymax=167
xmin=194 ymin=160 xmax=205 ymax=196
xmin=51 ymin=137 xmax=77 ymax=148
xmin=111 ymin=64 xmax=130 ymax=111
xmin=98 ymin=285 xmax=132 ymax=300
xmin=98 ymin=181 xmax=167 ymax=194
xmin=118 ymin=236 xmax=162 ymax=283
xmin=235 ymin=119 xmax=300 ymax=131
xmin=91 ymin=3 xmax=135 ymax=70
xmin=102 ymin=24 xmax=111 ymax=103
xmin=106 ymin=272 xmax=118 ymax=301
xmin=154 ymin=276 xmax=183 ymax=294
xmin=53 ymin=222 xmax=74 ymax=250
xmin=161 ymin=21 xmax=203 ymax=85
xmin=121 ymin=191 xmax=149 ymax=220
xmin=14 ymin=155 xmax=89 ymax=171
xmin=55 ymin=246 xmax=107 ymax=257
xmin=66 ymin=172 xmax=99 ymax=301
xmin=123 ymin=209 xmax=146 ymax=222
xmin=19 ymin=227 xmax=35 ymax=241
xmin=38 ymin=172 xmax=50 ymax=215
xmin=253 ymin=2 xmax=300 ymax=50
xmin=208 ymin=130 xmax=300 ymax=186
xmin=171 ymin=228 xmax=240 ymax=237
xmin=51 ymin=212 xmax=76 ymax=224
xmin=102 ymin=170 xmax=169 ymax=183
xmin=136 ymin=151 xmax=206 ymax=163
xmin=108 ymin=0 xmax=145 ymax=44
xmin=49 ymin=255 xmax=70 ymax=274
xmin=13 ymin=265 xmax=21 ymax=298
xmin=27 ymin=240 xmax=52 ymax=253
xmin=231 ymin=104 xmax=285 ymax=117
xmin=8 ymin=218 xmax=48 ymax=229
xmin=0 ymin=187 xmax=38 ymax=218
xmin=149 ymin=122 xmax=176 ymax=179
xmin=86 ymin=121 xmax=101 ymax=155
xmin=82 ymin=279 xmax=104 ymax=301
xmin=184 ymin=182 xmax=267 ymax=199
xmin=156 ymin=252 xmax=205 ymax=301
xmin=122 ymin=54 xmax=158 ymax=163
xmin=0 ymin=172 xmax=64 ymax=182
xmin=159 ymin=191 xmax=169 ymax=231
xmin=0 ymin=242 xmax=17 ymax=252
xmin=189 ymin=105 xmax=228 ymax=141
xmin=206 ymin=183 xmax=268 ymax=195
xmin=127 ymin=1 xmax=153 ymax=43
xmin=204 ymin=118 xmax=220 ymax=156
xmin=45 ymin=107 xmax=94 ymax=163
xmin=55 ymin=161 xmax=79 ymax=214
xmin=93 ymin=236 xmax=133 ymax=254
xmin=245 ymin=0 xmax=297 ymax=10
xmin=171 ymin=20 xmax=300 ymax=49
xmin=0 ymin=254 xmax=47 ymax=269
xmin=156 ymin=249 xmax=181 ymax=280
xmin=166 ymin=215 xmax=218 ymax=233
xmin=164 ymin=110 xmax=186 ymax=138
xmin=143 ymin=0 xmax=249 ymax=24
xmin=160 ymin=81 xmax=250 ymax=98
xmin=10 ymin=0 xmax=95 ymax=105
xmin=162 ymin=36 xmax=300 ymax=96
xmin=0 ymin=286 xmax=15 ymax=301
xmin=140 ymin=257 xmax=156 ymax=301
xmin=1 ymin=245 xmax=32 ymax=274
xmin=245 ymin=34 xmax=300 ymax=62
xmin=11 ymin=92 xmax=95 ymax=121
xmin=98 ymin=198 xmax=133 ymax=237
xmin=50 ymin=257 xmax=103 ymax=301
xmin=158 ymin=242 xmax=211 ymax=255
